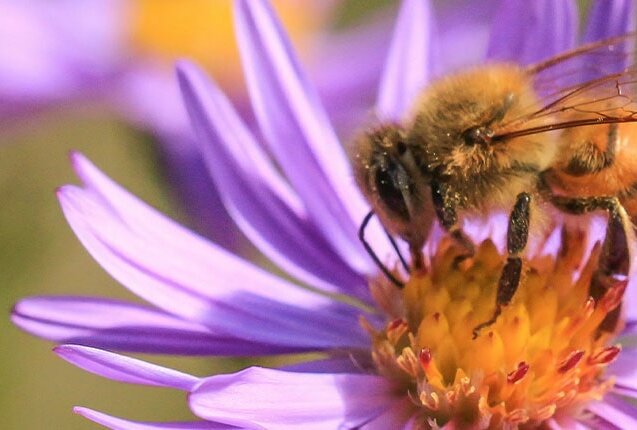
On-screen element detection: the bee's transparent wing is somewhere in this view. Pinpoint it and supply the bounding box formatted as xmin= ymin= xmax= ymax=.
xmin=531 ymin=32 xmax=636 ymax=89
xmin=494 ymin=32 xmax=637 ymax=141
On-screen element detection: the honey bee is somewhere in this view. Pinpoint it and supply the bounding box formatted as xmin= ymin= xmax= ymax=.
xmin=351 ymin=33 xmax=637 ymax=338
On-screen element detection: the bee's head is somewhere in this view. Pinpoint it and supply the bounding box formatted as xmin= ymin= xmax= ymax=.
xmin=351 ymin=125 xmax=435 ymax=249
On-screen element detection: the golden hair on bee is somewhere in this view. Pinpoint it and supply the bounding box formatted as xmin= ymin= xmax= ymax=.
xmin=351 ymin=32 xmax=637 ymax=338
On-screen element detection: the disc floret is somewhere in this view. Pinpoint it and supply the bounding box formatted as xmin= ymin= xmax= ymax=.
xmin=364 ymin=232 xmax=624 ymax=428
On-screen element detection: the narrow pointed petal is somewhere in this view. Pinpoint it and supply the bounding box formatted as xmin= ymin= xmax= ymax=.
xmin=377 ymin=0 xmax=435 ymax=121
xmin=12 ymin=296 xmax=301 ymax=355
xmin=177 ymin=61 xmax=369 ymax=300
xmin=68 ymin=153 xmax=351 ymax=311
xmin=189 ymin=367 xmax=396 ymax=429
xmin=487 ymin=0 xmax=577 ymax=65
xmin=587 ymin=395 xmax=637 ymax=427
xmin=74 ymin=407 xmax=232 ymax=430
xmin=59 ymin=161 xmax=370 ymax=350
xmin=55 ymin=345 xmax=198 ymax=390
xmin=234 ymin=0 xmax=391 ymax=273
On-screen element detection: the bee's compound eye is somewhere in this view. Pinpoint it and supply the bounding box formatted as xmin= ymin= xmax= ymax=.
xmin=374 ymin=166 xmax=410 ymax=221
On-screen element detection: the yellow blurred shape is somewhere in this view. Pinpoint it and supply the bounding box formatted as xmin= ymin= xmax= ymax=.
xmin=129 ymin=0 xmax=331 ymax=88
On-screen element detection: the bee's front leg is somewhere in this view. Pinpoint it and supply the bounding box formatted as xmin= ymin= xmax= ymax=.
xmin=472 ymin=192 xmax=531 ymax=339
xmin=431 ymin=180 xmax=475 ymax=261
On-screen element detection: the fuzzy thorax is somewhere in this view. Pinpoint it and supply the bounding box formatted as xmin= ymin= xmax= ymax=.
xmin=364 ymin=232 xmax=624 ymax=429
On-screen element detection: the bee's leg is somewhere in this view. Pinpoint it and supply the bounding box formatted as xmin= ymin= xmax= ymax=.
xmin=431 ymin=180 xmax=475 ymax=260
xmin=472 ymin=192 xmax=531 ymax=339
xmin=563 ymin=124 xmax=617 ymax=176
xmin=550 ymin=195 xmax=631 ymax=333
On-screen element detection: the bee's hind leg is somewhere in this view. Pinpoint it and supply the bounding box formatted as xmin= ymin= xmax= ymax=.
xmin=472 ymin=192 xmax=531 ymax=339
xmin=551 ymin=195 xmax=631 ymax=334
xmin=563 ymin=124 xmax=618 ymax=176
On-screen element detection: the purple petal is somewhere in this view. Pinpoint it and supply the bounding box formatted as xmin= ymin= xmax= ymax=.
xmin=60 ymin=157 xmax=370 ymax=350
xmin=546 ymin=417 xmax=590 ymax=430
xmin=620 ymin=321 xmax=637 ymax=336
xmin=155 ymin=132 xmax=244 ymax=251
xmin=234 ymin=0 xmax=391 ymax=273
xmin=360 ymin=399 xmax=416 ymax=430
xmin=176 ymin=61 xmax=369 ymax=300
xmin=377 ymin=0 xmax=436 ymax=121
xmin=613 ymin=386 xmax=637 ymax=399
xmin=587 ymin=394 xmax=637 ymax=427
xmin=189 ymin=367 xmax=397 ymax=429
xmin=12 ymin=296 xmax=302 ymax=356
xmin=609 ymin=350 xmax=637 ymax=391
xmin=581 ymin=0 xmax=636 ymax=80
xmin=584 ymin=0 xmax=635 ymax=43
xmin=74 ymin=407 xmax=232 ymax=430
xmin=434 ymin=0 xmax=497 ymax=71
xmin=311 ymin=16 xmax=391 ymax=131
xmin=487 ymin=0 xmax=577 ymax=65
xmin=54 ymin=345 xmax=198 ymax=390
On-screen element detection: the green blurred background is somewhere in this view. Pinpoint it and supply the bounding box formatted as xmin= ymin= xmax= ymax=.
xmin=1 ymin=107 xmax=204 ymax=428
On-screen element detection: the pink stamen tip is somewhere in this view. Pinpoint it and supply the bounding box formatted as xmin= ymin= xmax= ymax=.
xmin=419 ymin=348 xmax=433 ymax=368
xmin=507 ymin=361 xmax=530 ymax=384
xmin=388 ymin=318 xmax=406 ymax=331
xmin=558 ymin=350 xmax=585 ymax=373
xmin=588 ymin=346 xmax=621 ymax=365
xmin=600 ymin=280 xmax=628 ymax=311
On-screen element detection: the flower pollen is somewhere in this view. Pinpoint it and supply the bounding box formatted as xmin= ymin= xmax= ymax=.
xmin=364 ymin=230 xmax=625 ymax=428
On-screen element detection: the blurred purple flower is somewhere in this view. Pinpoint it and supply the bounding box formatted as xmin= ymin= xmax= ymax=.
xmin=0 ymin=1 xmax=362 ymax=250
xmin=12 ymin=0 xmax=637 ymax=428
xmin=0 ymin=1 xmax=125 ymax=119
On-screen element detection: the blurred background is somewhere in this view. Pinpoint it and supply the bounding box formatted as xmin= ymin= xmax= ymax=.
xmin=0 ymin=0 xmax=597 ymax=428
xmin=0 ymin=1 xmax=395 ymax=428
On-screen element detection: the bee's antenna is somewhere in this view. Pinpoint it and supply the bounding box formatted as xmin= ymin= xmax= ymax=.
xmin=359 ymin=211 xmax=405 ymax=288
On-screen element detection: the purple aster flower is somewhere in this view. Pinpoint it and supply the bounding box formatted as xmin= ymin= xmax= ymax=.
xmin=12 ymin=0 xmax=637 ymax=428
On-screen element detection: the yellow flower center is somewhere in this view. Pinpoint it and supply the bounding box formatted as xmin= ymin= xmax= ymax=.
xmin=364 ymin=231 xmax=624 ymax=429
xmin=128 ymin=0 xmax=331 ymax=90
